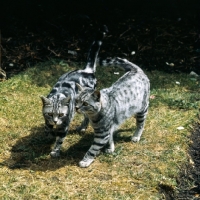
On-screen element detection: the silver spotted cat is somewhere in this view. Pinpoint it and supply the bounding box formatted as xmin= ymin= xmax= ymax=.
xmin=40 ymin=26 xmax=108 ymax=157
xmin=76 ymin=57 xmax=150 ymax=167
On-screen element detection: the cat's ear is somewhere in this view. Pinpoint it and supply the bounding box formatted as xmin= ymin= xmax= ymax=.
xmin=93 ymin=90 xmax=101 ymax=101
xmin=40 ymin=96 xmax=51 ymax=105
xmin=61 ymin=96 xmax=71 ymax=105
xmin=76 ymin=83 xmax=83 ymax=92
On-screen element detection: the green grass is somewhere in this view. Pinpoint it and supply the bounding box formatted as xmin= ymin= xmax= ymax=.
xmin=0 ymin=60 xmax=199 ymax=199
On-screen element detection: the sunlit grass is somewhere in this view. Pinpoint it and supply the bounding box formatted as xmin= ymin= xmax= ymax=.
xmin=0 ymin=60 xmax=199 ymax=199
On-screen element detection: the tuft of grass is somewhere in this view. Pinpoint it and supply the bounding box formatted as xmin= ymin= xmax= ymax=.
xmin=0 ymin=60 xmax=199 ymax=199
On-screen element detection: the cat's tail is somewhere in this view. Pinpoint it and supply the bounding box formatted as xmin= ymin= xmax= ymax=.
xmin=84 ymin=25 xmax=108 ymax=73
xmin=99 ymin=57 xmax=143 ymax=73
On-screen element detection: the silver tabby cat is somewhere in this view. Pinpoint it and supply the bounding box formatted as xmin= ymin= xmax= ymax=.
xmin=40 ymin=26 xmax=108 ymax=157
xmin=76 ymin=57 xmax=150 ymax=167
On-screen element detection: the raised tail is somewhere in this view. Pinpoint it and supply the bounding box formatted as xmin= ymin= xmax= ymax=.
xmin=84 ymin=25 xmax=108 ymax=73
xmin=99 ymin=57 xmax=143 ymax=73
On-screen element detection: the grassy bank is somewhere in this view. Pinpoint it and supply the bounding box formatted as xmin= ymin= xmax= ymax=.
xmin=0 ymin=60 xmax=199 ymax=199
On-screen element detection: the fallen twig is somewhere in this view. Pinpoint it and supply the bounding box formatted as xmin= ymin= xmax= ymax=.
xmin=47 ymin=46 xmax=60 ymax=57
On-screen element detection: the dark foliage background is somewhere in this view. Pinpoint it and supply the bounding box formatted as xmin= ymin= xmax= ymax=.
xmin=1 ymin=0 xmax=200 ymax=77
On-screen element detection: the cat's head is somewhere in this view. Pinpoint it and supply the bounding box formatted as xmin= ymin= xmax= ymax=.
xmin=75 ymin=83 xmax=101 ymax=115
xmin=40 ymin=93 xmax=71 ymax=126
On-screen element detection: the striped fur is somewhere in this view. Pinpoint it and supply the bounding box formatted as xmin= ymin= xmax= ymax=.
xmin=76 ymin=57 xmax=150 ymax=167
xmin=40 ymin=26 xmax=108 ymax=157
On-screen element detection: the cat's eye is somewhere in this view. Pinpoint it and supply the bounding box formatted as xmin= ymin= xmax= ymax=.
xmin=48 ymin=113 xmax=53 ymax=116
xmin=59 ymin=113 xmax=64 ymax=117
xmin=83 ymin=102 xmax=88 ymax=106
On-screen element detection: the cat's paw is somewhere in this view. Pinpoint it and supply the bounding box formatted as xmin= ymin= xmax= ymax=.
xmin=76 ymin=126 xmax=86 ymax=133
xmin=79 ymin=158 xmax=94 ymax=168
xmin=131 ymin=136 xmax=140 ymax=142
xmin=105 ymin=147 xmax=115 ymax=154
xmin=50 ymin=150 xmax=60 ymax=157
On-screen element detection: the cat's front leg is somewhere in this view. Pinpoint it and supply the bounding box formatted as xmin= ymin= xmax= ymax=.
xmin=44 ymin=123 xmax=66 ymax=157
xmin=50 ymin=126 xmax=68 ymax=157
xmin=79 ymin=152 xmax=96 ymax=168
xmin=105 ymin=131 xmax=115 ymax=154
xmin=105 ymin=141 xmax=115 ymax=154
xmin=50 ymin=135 xmax=65 ymax=157
xmin=79 ymin=131 xmax=110 ymax=167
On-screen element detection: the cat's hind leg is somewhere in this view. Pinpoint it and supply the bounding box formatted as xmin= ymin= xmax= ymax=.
xmin=132 ymin=107 xmax=148 ymax=142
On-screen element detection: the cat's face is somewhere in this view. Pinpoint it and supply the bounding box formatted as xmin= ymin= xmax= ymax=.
xmin=76 ymin=84 xmax=101 ymax=115
xmin=41 ymin=94 xmax=70 ymax=126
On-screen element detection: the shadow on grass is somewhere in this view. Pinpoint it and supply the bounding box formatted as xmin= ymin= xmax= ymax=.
xmin=3 ymin=126 xmax=133 ymax=171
